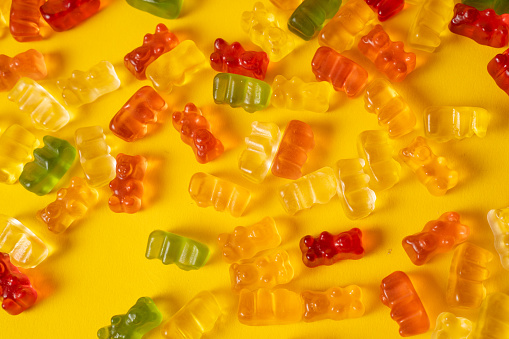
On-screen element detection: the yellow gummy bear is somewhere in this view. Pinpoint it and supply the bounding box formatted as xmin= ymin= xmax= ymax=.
xmin=238 ymin=121 xmax=280 ymax=184
xmin=357 ymin=130 xmax=400 ymax=191
xmin=270 ymin=0 xmax=302 ymax=10
xmin=161 ymin=291 xmax=222 ymax=339
xmin=0 ymin=0 xmax=8 ymax=34
xmin=0 ymin=215 xmax=48 ymax=268
xmin=423 ymin=106 xmax=489 ymax=142
xmin=241 ymin=2 xmax=295 ymax=62
xmin=0 ymin=124 xmax=39 ymax=184
xmin=146 ymin=40 xmax=206 ymax=93
xmin=336 ymin=158 xmax=376 ymax=220
xmin=487 ymin=208 xmax=509 ymax=271
xmin=446 ymin=242 xmax=493 ymax=309
xmin=188 ymin=172 xmax=252 ymax=217
xmin=238 ymin=288 xmax=303 ymax=325
xmin=471 ymin=292 xmax=509 ymax=339
xmin=400 ymin=136 xmax=458 ymax=196
xmin=278 ymin=167 xmax=337 ymax=215
xmin=431 ymin=312 xmax=472 ymax=339
xmin=229 ymin=250 xmax=294 ymax=293
xmin=75 ymin=126 xmax=116 ymax=187
xmin=217 ymin=216 xmax=281 ymax=263
xmin=364 ymin=79 xmax=416 ymax=138
xmin=8 ymin=78 xmax=70 ymax=132
xmin=57 ymin=61 xmax=120 ymax=106
xmin=408 ymin=0 xmax=455 ymax=53
xmin=271 ymin=75 xmax=331 ymax=112
xmin=301 ymin=286 xmax=365 ymax=322
xmin=319 ymin=0 xmax=375 ymax=53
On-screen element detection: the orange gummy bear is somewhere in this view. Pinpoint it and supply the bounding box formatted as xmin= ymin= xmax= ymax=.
xmin=9 ymin=0 xmax=44 ymax=42
xmin=108 ymin=154 xmax=147 ymax=214
xmin=172 ymin=103 xmax=224 ymax=164
xmin=271 ymin=120 xmax=315 ymax=180
xmin=0 ymin=49 xmax=47 ymax=92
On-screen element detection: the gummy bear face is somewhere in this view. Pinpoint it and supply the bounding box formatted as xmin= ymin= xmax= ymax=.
xmin=232 ymin=264 xmax=258 ymax=287
xmin=116 ymin=158 xmax=134 ymax=180
xmin=40 ymin=201 xmax=65 ymax=222
xmin=401 ymin=138 xmax=432 ymax=165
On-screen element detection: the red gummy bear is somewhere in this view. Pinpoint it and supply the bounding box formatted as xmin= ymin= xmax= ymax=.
xmin=172 ymin=103 xmax=224 ymax=164
xmin=488 ymin=47 xmax=509 ymax=95
xmin=110 ymin=86 xmax=167 ymax=142
xmin=402 ymin=212 xmax=470 ymax=266
xmin=365 ymin=0 xmax=404 ymax=22
xmin=449 ymin=3 xmax=509 ymax=48
xmin=0 ymin=253 xmax=37 ymax=315
xmin=40 ymin=0 xmax=100 ymax=32
xmin=210 ymin=38 xmax=269 ymax=80
xmin=10 ymin=0 xmax=45 ymax=42
xmin=299 ymin=228 xmax=365 ymax=268
xmin=0 ymin=49 xmax=47 ymax=92
xmin=124 ymin=23 xmax=179 ymax=80
xmin=108 ymin=154 xmax=147 ymax=214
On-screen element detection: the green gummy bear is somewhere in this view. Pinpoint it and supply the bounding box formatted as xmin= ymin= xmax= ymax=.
xmin=462 ymin=0 xmax=509 ymax=14
xmin=125 ymin=0 xmax=183 ymax=19
xmin=19 ymin=135 xmax=76 ymax=196
xmin=97 ymin=297 xmax=163 ymax=339
xmin=145 ymin=230 xmax=210 ymax=271
xmin=212 ymin=73 xmax=272 ymax=113
xmin=288 ymin=0 xmax=341 ymax=41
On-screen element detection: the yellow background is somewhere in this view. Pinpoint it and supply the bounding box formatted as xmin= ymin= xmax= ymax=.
xmin=1 ymin=0 xmax=509 ymax=338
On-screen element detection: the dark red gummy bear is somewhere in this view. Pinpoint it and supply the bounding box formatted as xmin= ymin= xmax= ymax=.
xmin=364 ymin=0 xmax=404 ymax=22
xmin=0 ymin=253 xmax=37 ymax=315
xmin=40 ymin=0 xmax=100 ymax=32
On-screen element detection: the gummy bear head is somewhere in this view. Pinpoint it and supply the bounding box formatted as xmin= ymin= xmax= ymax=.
xmin=106 ymin=297 xmax=162 ymax=337
xmin=143 ymin=23 xmax=178 ymax=56
xmin=115 ymin=154 xmax=146 ymax=181
xmin=400 ymin=136 xmax=432 ymax=165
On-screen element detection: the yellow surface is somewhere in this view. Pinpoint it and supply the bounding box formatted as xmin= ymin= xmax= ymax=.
xmin=1 ymin=0 xmax=509 ymax=338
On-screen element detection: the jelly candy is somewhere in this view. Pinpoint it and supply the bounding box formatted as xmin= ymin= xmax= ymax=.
xmin=287 ymin=0 xmax=341 ymax=40
xmin=0 ymin=252 xmax=37 ymax=315
xmin=487 ymin=207 xmax=509 ymax=270
xmin=471 ymin=292 xmax=509 ymax=339
xmin=431 ymin=312 xmax=472 ymax=339
xmin=0 ymin=124 xmax=39 ymax=185
xmin=301 ymin=286 xmax=365 ymax=322
xmin=9 ymin=0 xmax=44 ymax=42
xmin=365 ymin=0 xmax=404 ymax=21
xmin=125 ymin=0 xmax=183 ymax=19
xmin=423 ymin=106 xmax=489 ymax=142
xmin=463 ymin=0 xmax=509 ymax=15
xmin=40 ymin=0 xmax=100 ymax=32
xmin=488 ymin=47 xmax=509 ymax=96
xmin=270 ymin=0 xmax=302 ymax=10
xmin=0 ymin=49 xmax=47 ymax=92
xmin=271 ymin=75 xmax=331 ymax=113
xmin=108 ymin=154 xmax=147 ymax=214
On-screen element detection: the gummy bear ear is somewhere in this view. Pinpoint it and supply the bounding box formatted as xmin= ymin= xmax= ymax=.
xmin=445 ymin=212 xmax=460 ymax=222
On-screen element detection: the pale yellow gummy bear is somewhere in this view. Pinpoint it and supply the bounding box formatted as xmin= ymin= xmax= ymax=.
xmin=487 ymin=208 xmax=509 ymax=271
xmin=431 ymin=312 xmax=472 ymax=339
xmin=423 ymin=106 xmax=489 ymax=142
xmin=271 ymin=75 xmax=331 ymax=113
xmin=0 ymin=124 xmax=39 ymax=184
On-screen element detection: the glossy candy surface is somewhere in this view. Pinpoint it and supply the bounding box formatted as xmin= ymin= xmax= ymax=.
xmin=446 ymin=242 xmax=493 ymax=308
xmin=301 ymin=286 xmax=365 ymax=322
xmin=212 ymin=73 xmax=272 ymax=113
xmin=0 ymin=215 xmax=48 ymax=269
xmin=161 ymin=291 xmax=221 ymax=339
xmin=278 ymin=167 xmax=337 ymax=215
xmin=364 ymin=79 xmax=416 ymax=137
xmin=402 ymin=212 xmax=470 ymax=266
xmin=97 ymin=297 xmax=162 ymax=339
xmin=145 ymin=230 xmax=210 ymax=270
xmin=108 ymin=154 xmax=147 ymax=214
xmin=146 ymin=40 xmax=206 ymax=92
xmin=300 ymin=228 xmax=365 ymax=267
xmin=312 ymin=46 xmax=368 ymax=97
xmin=449 ymin=4 xmax=509 ymax=48
xmin=109 ymin=86 xmax=167 ymax=142
xmin=463 ymin=0 xmax=509 ymax=15
xmin=0 ymin=49 xmax=47 ymax=92
xmin=357 ymin=130 xmax=400 ymax=191
xmin=365 ymin=0 xmax=404 ymax=21
xmin=471 ymin=292 xmax=509 ymax=339
xmin=210 ymin=38 xmax=269 ymax=80
xmin=57 ymin=61 xmax=120 ymax=106
xmin=238 ymin=288 xmax=303 ymax=325
xmin=241 ymin=2 xmax=295 ymax=62
xmin=271 ymin=120 xmax=314 ymax=180
xmin=0 ymin=124 xmax=39 ymax=185
xmin=229 ymin=250 xmax=294 ymax=293
xmin=8 ymin=78 xmax=70 ymax=132
xmin=188 ymin=172 xmax=251 ymax=217
xmin=336 ymin=158 xmax=376 ymax=219
xmin=9 ymin=0 xmax=44 ymax=42
xmin=400 ymin=136 xmax=458 ymax=196
xmin=380 ymin=271 xmax=430 ymax=337
xmin=408 ymin=0 xmax=455 ymax=52
xmin=287 ymin=0 xmax=341 ymax=40
xmin=75 ymin=126 xmax=116 ymax=187
xmin=125 ymin=0 xmax=183 ymax=19
xmin=172 ymin=103 xmax=224 ymax=164
xmin=488 ymin=48 xmax=509 ymax=95
xmin=19 ymin=135 xmax=76 ymax=196
xmin=37 ymin=177 xmax=99 ymax=234
xmin=217 ymin=216 xmax=281 ymax=263
xmin=271 ymin=75 xmax=331 ymax=112
xmin=39 ymin=0 xmax=100 ymax=32
xmin=358 ymin=25 xmax=416 ymax=82
xmin=124 ymin=23 xmax=179 ymax=80
xmin=238 ymin=121 xmax=280 ymax=184
xmin=270 ymin=0 xmax=302 ymax=10
xmin=319 ymin=0 xmax=376 ymax=52
xmin=0 ymin=252 xmax=37 ymax=315
xmin=423 ymin=106 xmax=489 ymax=142
xmin=487 ymin=207 xmax=509 ymax=270
xmin=431 ymin=312 xmax=472 ymax=339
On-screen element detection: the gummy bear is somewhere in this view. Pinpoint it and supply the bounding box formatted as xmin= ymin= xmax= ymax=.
xmin=108 ymin=154 xmax=147 ymax=214
xmin=365 ymin=0 xmax=404 ymax=21
xmin=126 ymin=0 xmax=183 ymax=19
xmin=488 ymin=47 xmax=509 ymax=96
xmin=287 ymin=0 xmax=341 ymax=40
xmin=301 ymin=286 xmax=365 ymax=322
xmin=270 ymin=0 xmax=302 ymax=10
xmin=487 ymin=207 xmax=509 ymax=270
xmin=39 ymin=0 xmax=100 ymax=32
xmin=0 ymin=252 xmax=37 ymax=315
xmin=463 ymin=0 xmax=509 ymax=15
xmin=271 ymin=75 xmax=331 ymax=112
xmin=431 ymin=312 xmax=472 ymax=339
xmin=471 ymin=292 xmax=509 ymax=339
xmin=423 ymin=106 xmax=489 ymax=142
xmin=9 ymin=0 xmax=44 ymax=42
xmin=0 ymin=49 xmax=47 ymax=92
xmin=0 ymin=124 xmax=39 ymax=185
